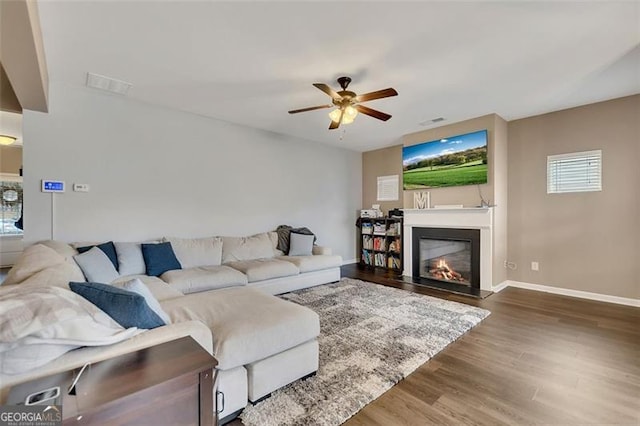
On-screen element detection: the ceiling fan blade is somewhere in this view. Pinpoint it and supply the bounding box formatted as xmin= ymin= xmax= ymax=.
xmin=313 ymin=83 xmax=342 ymax=100
xmin=329 ymin=109 xmax=344 ymax=130
xmin=288 ymin=105 xmax=332 ymax=114
xmin=355 ymin=88 xmax=398 ymax=103
xmin=355 ymin=104 xmax=392 ymax=121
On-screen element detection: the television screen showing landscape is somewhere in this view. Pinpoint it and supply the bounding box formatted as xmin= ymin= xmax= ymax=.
xmin=403 ymin=129 xmax=488 ymax=189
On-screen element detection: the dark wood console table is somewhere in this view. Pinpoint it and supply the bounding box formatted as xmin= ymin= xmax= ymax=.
xmin=7 ymin=336 xmax=217 ymax=426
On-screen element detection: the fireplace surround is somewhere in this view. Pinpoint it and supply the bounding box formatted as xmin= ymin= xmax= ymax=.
xmin=402 ymin=207 xmax=494 ymax=292
xmin=412 ymin=227 xmax=480 ymax=290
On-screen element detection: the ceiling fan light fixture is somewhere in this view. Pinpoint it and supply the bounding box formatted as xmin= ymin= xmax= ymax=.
xmin=328 ymin=108 xmax=342 ymax=123
xmin=0 ymin=135 xmax=17 ymax=146
xmin=328 ymin=105 xmax=358 ymax=125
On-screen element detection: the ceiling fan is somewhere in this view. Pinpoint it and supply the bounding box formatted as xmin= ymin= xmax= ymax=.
xmin=288 ymin=76 xmax=398 ymax=130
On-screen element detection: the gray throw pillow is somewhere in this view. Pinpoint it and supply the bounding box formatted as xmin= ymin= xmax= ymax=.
xmin=288 ymin=232 xmax=315 ymax=256
xmin=73 ymin=247 xmax=120 ymax=283
xmin=114 ymin=242 xmax=146 ymax=276
xmin=276 ymin=225 xmax=317 ymax=254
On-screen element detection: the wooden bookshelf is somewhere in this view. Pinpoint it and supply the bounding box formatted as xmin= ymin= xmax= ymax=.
xmin=359 ymin=217 xmax=403 ymax=273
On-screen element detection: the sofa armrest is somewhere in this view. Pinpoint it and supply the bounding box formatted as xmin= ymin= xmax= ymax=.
xmin=312 ymin=246 xmax=332 ymax=256
xmin=0 ymin=320 xmax=212 ymax=404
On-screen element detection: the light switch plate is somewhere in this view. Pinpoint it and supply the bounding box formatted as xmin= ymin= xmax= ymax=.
xmin=73 ymin=183 xmax=90 ymax=192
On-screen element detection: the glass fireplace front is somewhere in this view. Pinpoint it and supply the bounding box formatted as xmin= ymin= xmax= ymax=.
xmin=419 ymin=238 xmax=472 ymax=285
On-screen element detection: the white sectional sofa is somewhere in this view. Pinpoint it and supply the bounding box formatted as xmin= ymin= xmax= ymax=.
xmin=0 ymin=231 xmax=342 ymax=423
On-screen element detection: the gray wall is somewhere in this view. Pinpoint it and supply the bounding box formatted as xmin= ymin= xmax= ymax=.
xmin=507 ymin=95 xmax=639 ymax=299
xmin=23 ymin=83 xmax=362 ymax=261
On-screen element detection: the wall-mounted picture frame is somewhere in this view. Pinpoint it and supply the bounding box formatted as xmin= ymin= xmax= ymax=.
xmin=403 ymin=130 xmax=488 ymax=189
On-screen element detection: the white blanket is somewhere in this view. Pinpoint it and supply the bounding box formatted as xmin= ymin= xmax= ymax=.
xmin=0 ymin=286 xmax=141 ymax=374
xmin=2 ymin=243 xmax=85 ymax=289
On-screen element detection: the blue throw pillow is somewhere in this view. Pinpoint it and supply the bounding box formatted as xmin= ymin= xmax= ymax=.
xmin=69 ymin=282 xmax=166 ymax=329
xmin=141 ymin=242 xmax=182 ymax=277
xmin=77 ymin=241 xmax=119 ymax=271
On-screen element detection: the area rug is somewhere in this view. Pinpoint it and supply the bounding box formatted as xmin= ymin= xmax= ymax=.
xmin=240 ymin=278 xmax=490 ymax=426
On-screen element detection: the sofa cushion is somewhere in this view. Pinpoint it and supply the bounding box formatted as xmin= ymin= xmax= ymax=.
xmin=161 ymin=287 xmax=320 ymax=370
xmin=141 ymin=242 xmax=182 ymax=277
xmin=164 ymin=236 xmax=223 ymax=268
xmin=73 ymin=247 xmax=120 ymax=283
xmin=38 ymin=240 xmax=86 ymax=282
xmin=277 ymin=255 xmax=343 ymax=273
xmin=69 ymin=282 xmax=166 ymax=329
xmin=114 ymin=242 xmax=146 ymax=276
xmin=225 ymin=259 xmax=299 ymax=283
xmin=222 ymin=233 xmax=274 ymax=263
xmin=161 ymin=265 xmax=248 ymax=294
xmin=268 ymin=232 xmax=284 ymax=256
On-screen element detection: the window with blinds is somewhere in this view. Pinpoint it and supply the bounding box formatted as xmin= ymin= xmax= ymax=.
xmin=547 ymin=150 xmax=602 ymax=194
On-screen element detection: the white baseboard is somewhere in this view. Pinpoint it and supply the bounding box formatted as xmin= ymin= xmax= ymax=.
xmin=342 ymin=259 xmax=357 ymax=265
xmin=503 ymin=280 xmax=640 ymax=307
xmin=491 ymin=281 xmax=509 ymax=293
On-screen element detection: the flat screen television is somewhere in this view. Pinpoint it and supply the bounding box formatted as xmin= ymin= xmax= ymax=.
xmin=403 ymin=129 xmax=488 ymax=189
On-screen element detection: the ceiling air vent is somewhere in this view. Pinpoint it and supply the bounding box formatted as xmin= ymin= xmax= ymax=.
xmin=419 ymin=117 xmax=446 ymax=126
xmin=86 ymin=72 xmax=132 ymax=95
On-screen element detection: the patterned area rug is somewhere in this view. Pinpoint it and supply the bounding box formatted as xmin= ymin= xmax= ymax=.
xmin=240 ymin=278 xmax=490 ymax=426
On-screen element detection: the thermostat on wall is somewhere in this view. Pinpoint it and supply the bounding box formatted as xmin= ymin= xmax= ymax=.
xmin=41 ymin=180 xmax=65 ymax=193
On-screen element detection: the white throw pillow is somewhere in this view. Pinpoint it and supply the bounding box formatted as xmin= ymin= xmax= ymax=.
xmin=164 ymin=237 xmax=223 ymax=268
xmin=117 ymin=278 xmax=171 ymax=324
xmin=73 ymin=247 xmax=120 ymax=283
xmin=114 ymin=242 xmax=146 ymax=276
xmin=288 ymin=233 xmax=315 ymax=256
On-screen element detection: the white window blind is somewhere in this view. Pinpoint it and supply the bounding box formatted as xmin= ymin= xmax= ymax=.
xmin=547 ymin=150 xmax=602 ymax=194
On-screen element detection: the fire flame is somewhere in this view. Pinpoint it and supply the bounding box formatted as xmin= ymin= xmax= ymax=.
xmin=437 ymin=259 xmax=449 ymax=270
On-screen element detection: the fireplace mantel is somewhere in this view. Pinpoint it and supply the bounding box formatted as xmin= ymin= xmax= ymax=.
xmin=402 ymin=207 xmax=493 ymax=291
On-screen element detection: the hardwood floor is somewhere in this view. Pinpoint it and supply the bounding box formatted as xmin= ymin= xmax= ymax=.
xmin=341 ymin=264 xmax=640 ymax=425
xmin=233 ymin=265 xmax=639 ymax=425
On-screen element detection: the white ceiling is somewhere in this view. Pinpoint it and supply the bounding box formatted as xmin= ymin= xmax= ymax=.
xmin=36 ymin=1 xmax=639 ymax=152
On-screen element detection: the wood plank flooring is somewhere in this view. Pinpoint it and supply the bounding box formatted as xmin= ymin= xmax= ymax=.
xmin=340 ymin=264 xmax=640 ymax=425
xmin=232 ymin=265 xmax=639 ymax=425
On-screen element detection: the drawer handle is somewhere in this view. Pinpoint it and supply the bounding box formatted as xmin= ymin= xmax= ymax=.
xmin=216 ymin=391 xmax=225 ymax=414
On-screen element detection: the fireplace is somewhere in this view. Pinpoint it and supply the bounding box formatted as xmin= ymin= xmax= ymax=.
xmin=412 ymin=227 xmax=480 ymax=290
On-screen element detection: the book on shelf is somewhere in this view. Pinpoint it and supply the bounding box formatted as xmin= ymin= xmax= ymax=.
xmin=373 ymin=223 xmax=386 ymax=234
xmin=373 ymin=236 xmax=386 ymax=251
xmin=387 ymin=256 xmax=401 ymax=269
xmin=374 ymin=252 xmax=386 ymax=267
xmin=386 ymin=222 xmax=401 ymax=236
xmin=362 ymin=235 xmax=373 ymax=250
xmin=361 ymin=222 xmax=373 ymax=234
xmin=387 ymin=237 xmax=401 ymax=253
xmin=361 ymin=249 xmax=372 ymax=265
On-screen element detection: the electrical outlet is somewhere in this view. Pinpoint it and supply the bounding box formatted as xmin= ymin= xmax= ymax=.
xmin=503 ymin=260 xmax=508 ymax=269
xmin=531 ymin=261 xmax=539 ymax=271
xmin=73 ymin=183 xmax=90 ymax=192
